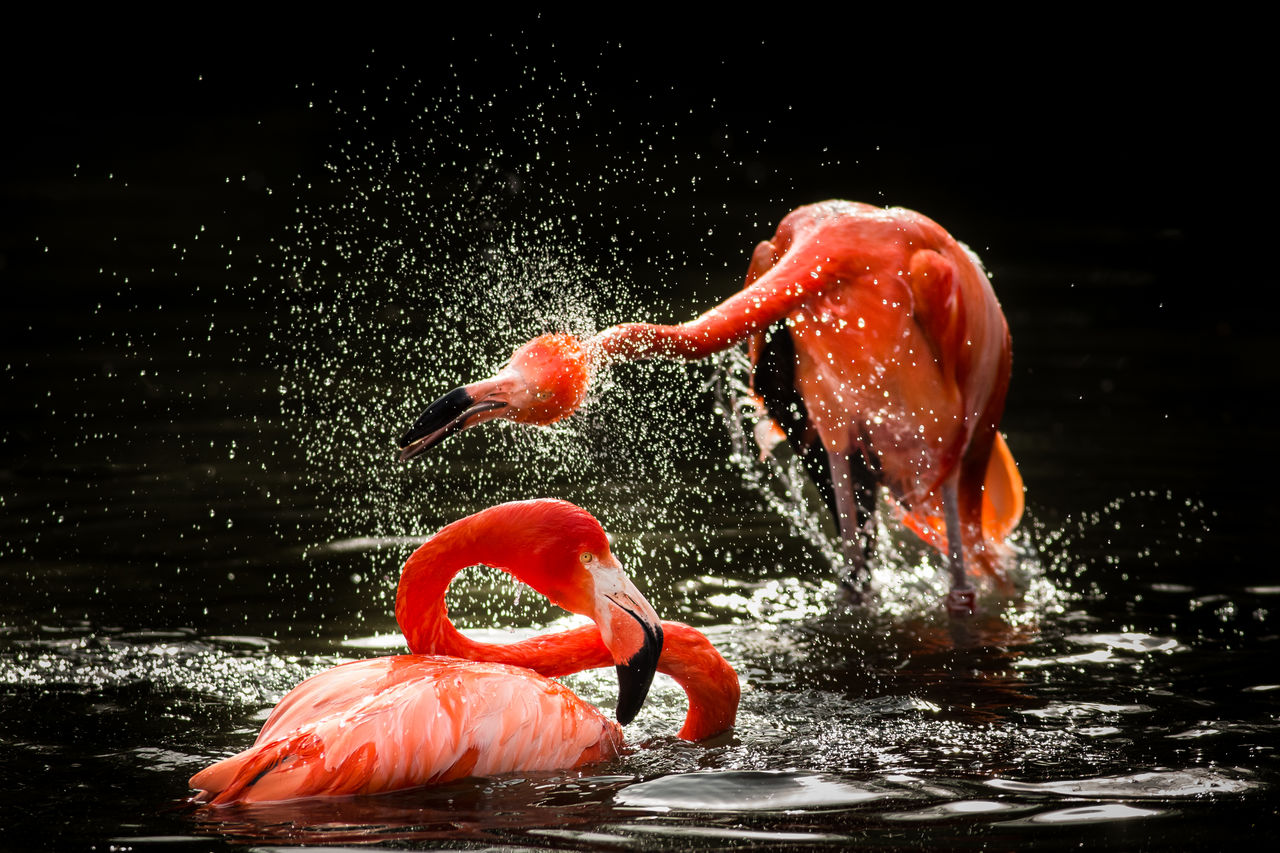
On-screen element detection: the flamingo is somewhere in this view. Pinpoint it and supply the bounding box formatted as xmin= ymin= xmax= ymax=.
xmin=189 ymin=500 xmax=739 ymax=805
xmin=398 ymin=201 xmax=1024 ymax=615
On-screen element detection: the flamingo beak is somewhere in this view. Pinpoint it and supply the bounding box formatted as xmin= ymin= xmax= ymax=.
xmin=397 ymin=370 xmax=521 ymax=461
xmin=612 ymin=599 xmax=664 ymax=725
xmin=591 ymin=559 xmax=664 ymax=725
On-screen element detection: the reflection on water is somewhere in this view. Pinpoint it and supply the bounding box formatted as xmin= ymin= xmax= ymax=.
xmin=615 ymin=770 xmax=898 ymax=810
xmin=986 ymin=768 xmax=1258 ymax=798
xmin=1001 ymin=803 xmax=1164 ymax=826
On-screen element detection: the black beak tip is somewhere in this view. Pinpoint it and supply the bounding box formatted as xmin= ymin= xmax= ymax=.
xmin=614 ymin=621 xmax=664 ymax=725
xmin=397 ymin=442 xmax=428 ymax=463
xmin=397 ymin=386 xmax=475 ymax=458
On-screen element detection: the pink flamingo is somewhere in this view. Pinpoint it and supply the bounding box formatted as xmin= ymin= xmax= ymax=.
xmin=190 ymin=500 xmax=739 ymax=804
xmin=399 ymin=202 xmax=1023 ymax=614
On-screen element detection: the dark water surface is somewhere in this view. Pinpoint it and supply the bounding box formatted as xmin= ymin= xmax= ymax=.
xmin=3 ymin=34 xmax=1276 ymax=851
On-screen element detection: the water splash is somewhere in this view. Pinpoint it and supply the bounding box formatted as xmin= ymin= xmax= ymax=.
xmin=708 ymin=347 xmax=843 ymax=571
xmin=209 ymin=54 xmax=1256 ymax=749
xmin=265 ymin=76 xmax=766 ymax=630
xmin=709 ymin=345 xmax=1069 ymax=624
xmin=248 ymin=64 xmax=1161 ymax=649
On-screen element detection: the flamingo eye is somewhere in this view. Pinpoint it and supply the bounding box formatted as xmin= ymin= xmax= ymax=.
xmin=580 ymin=552 xmax=594 ymax=564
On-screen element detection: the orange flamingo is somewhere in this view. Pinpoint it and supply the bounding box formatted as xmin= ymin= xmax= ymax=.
xmin=398 ymin=202 xmax=1024 ymax=615
xmin=189 ymin=500 xmax=739 ymax=805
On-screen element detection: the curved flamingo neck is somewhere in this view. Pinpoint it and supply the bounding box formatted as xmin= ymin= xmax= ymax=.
xmin=396 ymin=511 xmax=739 ymax=740
xmin=398 ymin=531 xmax=739 ymax=740
xmin=396 ymin=516 xmax=583 ymax=675
xmin=395 ymin=521 xmax=481 ymax=658
xmin=527 ymin=621 xmax=740 ymax=742
xmin=656 ymin=622 xmax=740 ymax=740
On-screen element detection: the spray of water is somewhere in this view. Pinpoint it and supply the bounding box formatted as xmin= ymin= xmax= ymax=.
xmin=256 ymin=66 xmax=1086 ymax=639
xmin=707 ymin=345 xmax=1069 ymax=625
xmin=259 ymin=69 xmax=793 ymax=632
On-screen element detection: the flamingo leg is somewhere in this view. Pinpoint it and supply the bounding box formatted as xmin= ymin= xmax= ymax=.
xmin=826 ymin=444 xmax=878 ymax=599
xmin=941 ymin=480 xmax=976 ymax=616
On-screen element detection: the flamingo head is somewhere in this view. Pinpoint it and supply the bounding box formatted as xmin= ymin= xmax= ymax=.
xmin=398 ymin=333 xmax=590 ymax=461
xmin=499 ymin=500 xmax=664 ymax=724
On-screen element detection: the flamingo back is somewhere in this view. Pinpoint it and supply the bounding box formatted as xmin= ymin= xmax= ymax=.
xmin=743 ymin=201 xmax=1022 ymax=578
xmin=190 ymin=656 xmax=623 ymax=805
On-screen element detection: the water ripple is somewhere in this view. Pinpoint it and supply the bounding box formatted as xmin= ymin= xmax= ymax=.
xmin=615 ymin=770 xmax=896 ymax=811
xmin=986 ymin=768 xmax=1259 ymax=798
xmin=999 ymin=803 xmax=1165 ymax=825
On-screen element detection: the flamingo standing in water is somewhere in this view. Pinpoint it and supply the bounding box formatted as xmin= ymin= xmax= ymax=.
xmin=190 ymin=500 xmax=739 ymax=805
xmin=398 ymin=202 xmax=1024 ymax=615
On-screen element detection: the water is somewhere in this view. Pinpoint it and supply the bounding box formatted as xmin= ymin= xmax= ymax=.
xmin=2 ymin=38 xmax=1276 ymax=851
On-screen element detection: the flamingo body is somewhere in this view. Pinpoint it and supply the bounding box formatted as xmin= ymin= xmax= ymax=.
xmin=190 ymin=656 xmax=622 ymax=805
xmin=190 ymin=500 xmax=738 ymax=805
xmin=742 ymin=202 xmax=1022 ymax=578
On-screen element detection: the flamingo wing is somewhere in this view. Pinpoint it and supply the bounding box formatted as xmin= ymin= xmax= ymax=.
xmin=190 ymin=656 xmax=622 ymax=804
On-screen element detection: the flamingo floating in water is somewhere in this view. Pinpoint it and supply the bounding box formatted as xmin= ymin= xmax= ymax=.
xmin=398 ymin=202 xmax=1024 ymax=615
xmin=190 ymin=500 xmax=739 ymax=805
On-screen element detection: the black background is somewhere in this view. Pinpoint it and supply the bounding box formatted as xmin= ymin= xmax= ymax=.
xmin=2 ymin=20 xmax=1272 ymax=560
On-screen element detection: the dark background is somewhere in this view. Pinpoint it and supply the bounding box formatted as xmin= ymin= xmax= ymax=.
xmin=4 ymin=24 xmax=1270 ymax=565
